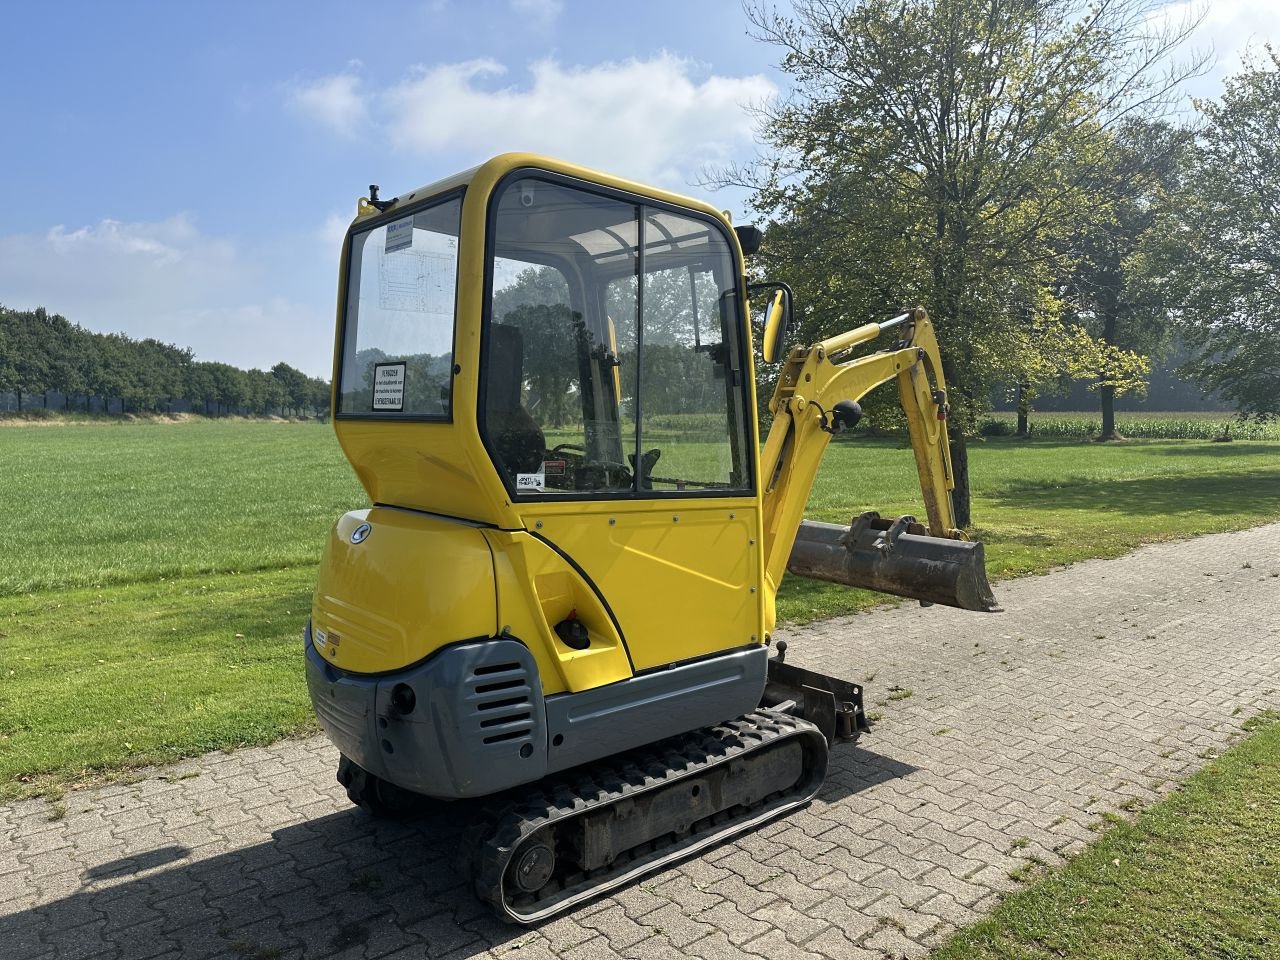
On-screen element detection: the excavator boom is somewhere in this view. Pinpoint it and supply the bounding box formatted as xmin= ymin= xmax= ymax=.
xmin=760 ymin=308 xmax=998 ymax=627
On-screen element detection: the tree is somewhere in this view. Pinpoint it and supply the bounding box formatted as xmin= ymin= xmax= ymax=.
xmin=307 ymin=375 xmax=331 ymax=418
xmin=271 ymin=362 xmax=310 ymax=416
xmin=1010 ymin=317 xmax=1151 ymax=434
xmin=207 ymin=363 xmax=249 ymax=415
xmin=1150 ymin=50 xmax=1280 ymax=418
xmin=1056 ymin=120 xmax=1188 ymax=439
xmin=187 ymin=363 xmax=217 ymax=414
xmin=1 ymin=307 xmax=52 ymax=410
xmin=0 ymin=304 xmax=329 ymax=418
xmin=0 ymin=316 xmax=15 ymax=411
xmin=735 ymin=0 xmax=1203 ymax=525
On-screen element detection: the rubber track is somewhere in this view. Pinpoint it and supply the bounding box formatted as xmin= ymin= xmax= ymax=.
xmin=465 ymin=708 xmax=828 ymax=924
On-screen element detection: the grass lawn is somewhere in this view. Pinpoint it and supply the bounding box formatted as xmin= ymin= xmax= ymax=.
xmin=0 ymin=568 xmax=316 ymax=801
xmin=933 ymin=711 xmax=1280 ymax=959
xmin=1 ymin=420 xmax=1278 ymax=798
xmin=0 ymin=420 xmax=364 ymax=595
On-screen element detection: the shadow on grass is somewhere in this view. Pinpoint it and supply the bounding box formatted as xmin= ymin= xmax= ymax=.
xmin=1142 ymin=442 xmax=1280 ymax=457
xmin=969 ymin=529 xmax=1055 ymax=547
xmin=988 ymin=470 xmax=1280 ymax=518
xmin=3 ymin=745 xmax=917 ymax=958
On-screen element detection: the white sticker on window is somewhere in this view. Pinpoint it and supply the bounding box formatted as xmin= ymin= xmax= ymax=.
xmin=516 ymin=473 xmax=545 ymax=493
xmin=385 ymin=218 xmax=414 ymax=254
xmin=372 ymin=362 xmax=406 ymax=411
xmin=378 ymin=250 xmax=456 ymax=314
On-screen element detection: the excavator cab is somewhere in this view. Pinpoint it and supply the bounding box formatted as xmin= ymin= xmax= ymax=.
xmin=308 ymin=154 xmax=996 ymax=923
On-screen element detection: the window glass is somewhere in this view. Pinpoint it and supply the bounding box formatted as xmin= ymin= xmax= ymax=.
xmin=339 ymin=196 xmax=461 ymax=416
xmin=638 ymin=210 xmax=750 ymax=490
xmin=483 ymin=177 xmax=750 ymax=496
xmin=486 ymin=179 xmax=638 ymax=493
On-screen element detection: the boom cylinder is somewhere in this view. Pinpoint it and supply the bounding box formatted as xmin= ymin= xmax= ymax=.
xmin=787 ymin=512 xmax=999 ymax=612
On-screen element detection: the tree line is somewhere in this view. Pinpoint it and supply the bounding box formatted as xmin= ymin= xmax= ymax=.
xmin=0 ymin=305 xmax=330 ymax=416
xmin=723 ymin=0 xmax=1280 ymax=525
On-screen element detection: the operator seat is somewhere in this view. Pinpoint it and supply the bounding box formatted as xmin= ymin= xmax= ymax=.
xmin=486 ymin=323 xmax=545 ymax=476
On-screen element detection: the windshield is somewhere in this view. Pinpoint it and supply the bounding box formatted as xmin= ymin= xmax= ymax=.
xmin=483 ymin=176 xmax=752 ymax=497
xmin=338 ymin=194 xmax=462 ymax=418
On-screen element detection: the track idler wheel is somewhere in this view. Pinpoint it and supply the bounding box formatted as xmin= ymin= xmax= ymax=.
xmin=511 ymin=835 xmax=557 ymax=894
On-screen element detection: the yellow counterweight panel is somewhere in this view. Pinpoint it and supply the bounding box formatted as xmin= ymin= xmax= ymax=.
xmin=310 ymin=508 xmax=497 ymax=674
xmin=529 ymin=498 xmax=763 ymax=673
xmin=483 ymin=530 xmax=632 ymax=695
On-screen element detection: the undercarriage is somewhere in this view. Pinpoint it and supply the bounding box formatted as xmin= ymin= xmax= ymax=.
xmin=329 ymin=649 xmax=869 ymax=924
xmin=462 ymin=709 xmax=829 ymax=923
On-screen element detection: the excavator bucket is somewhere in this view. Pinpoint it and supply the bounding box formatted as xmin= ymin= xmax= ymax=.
xmin=787 ymin=512 xmax=999 ymax=612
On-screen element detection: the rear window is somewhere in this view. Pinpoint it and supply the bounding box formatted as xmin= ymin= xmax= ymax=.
xmin=338 ymin=194 xmax=462 ymax=418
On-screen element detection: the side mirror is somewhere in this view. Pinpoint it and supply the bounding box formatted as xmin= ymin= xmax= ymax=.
xmin=748 ymin=281 xmax=794 ymax=364
xmin=734 ymin=225 xmax=763 ymax=255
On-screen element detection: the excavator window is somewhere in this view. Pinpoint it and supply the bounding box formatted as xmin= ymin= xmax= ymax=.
xmin=337 ymin=193 xmax=462 ymax=419
xmin=482 ymin=174 xmax=752 ymax=497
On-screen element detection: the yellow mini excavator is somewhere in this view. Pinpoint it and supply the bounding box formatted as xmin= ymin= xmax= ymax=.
xmin=305 ymin=153 xmax=997 ymax=923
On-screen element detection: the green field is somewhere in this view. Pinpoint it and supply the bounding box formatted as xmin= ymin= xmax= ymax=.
xmin=1 ymin=420 xmax=364 ymax=595
xmin=1 ymin=419 xmax=1279 ymax=799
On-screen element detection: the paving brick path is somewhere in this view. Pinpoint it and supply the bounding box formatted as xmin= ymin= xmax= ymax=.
xmin=3 ymin=524 xmax=1279 ymax=960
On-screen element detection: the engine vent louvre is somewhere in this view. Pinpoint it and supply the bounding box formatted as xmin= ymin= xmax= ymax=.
xmin=468 ymin=661 xmax=534 ymax=746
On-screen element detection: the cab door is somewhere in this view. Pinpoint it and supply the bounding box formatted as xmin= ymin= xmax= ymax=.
xmin=483 ymin=175 xmax=762 ymax=672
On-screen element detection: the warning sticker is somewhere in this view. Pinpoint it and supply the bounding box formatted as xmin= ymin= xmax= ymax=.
xmin=516 ymin=473 xmax=545 ymax=493
xmin=542 ymin=460 xmax=566 ymax=477
xmin=385 ymin=218 xmax=414 ymax=254
xmin=372 ymin=362 xmax=406 ymax=412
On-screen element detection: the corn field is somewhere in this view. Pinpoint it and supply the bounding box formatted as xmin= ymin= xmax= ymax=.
xmin=979 ymin=411 xmax=1280 ymax=441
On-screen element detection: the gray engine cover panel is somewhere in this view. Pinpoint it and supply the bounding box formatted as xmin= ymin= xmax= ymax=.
xmin=544 ymin=646 xmax=768 ymax=774
xmin=306 ymin=628 xmax=547 ymax=798
xmin=306 ymin=624 xmax=768 ymax=800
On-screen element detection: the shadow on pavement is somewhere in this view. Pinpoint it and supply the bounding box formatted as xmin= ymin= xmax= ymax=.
xmin=1 ymin=740 xmax=917 ymax=960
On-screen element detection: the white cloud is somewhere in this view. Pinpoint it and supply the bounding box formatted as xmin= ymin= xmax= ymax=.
xmin=287 ymin=64 xmax=369 ymax=136
xmin=0 ymin=216 xmax=334 ymax=376
xmin=296 ymin=53 xmax=775 ymax=191
xmin=1149 ymin=0 xmax=1277 ymax=101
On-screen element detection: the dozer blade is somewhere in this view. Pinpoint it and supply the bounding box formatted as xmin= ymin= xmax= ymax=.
xmin=464 ymin=710 xmax=827 ymax=924
xmin=788 ymin=511 xmax=999 ymax=612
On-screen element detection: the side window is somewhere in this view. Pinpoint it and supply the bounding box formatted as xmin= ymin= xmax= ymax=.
xmin=483 ymin=177 xmax=750 ymax=496
xmin=485 ymin=179 xmax=638 ymax=493
xmin=339 ymin=196 xmax=461 ymax=417
xmin=638 ymin=212 xmax=750 ymax=490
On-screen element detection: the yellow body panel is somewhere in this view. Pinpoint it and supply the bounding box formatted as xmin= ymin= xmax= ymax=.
xmin=484 ymin=530 xmax=632 ymax=694
xmin=310 ymin=508 xmax=496 ymax=674
xmin=530 ymin=498 xmax=763 ymax=672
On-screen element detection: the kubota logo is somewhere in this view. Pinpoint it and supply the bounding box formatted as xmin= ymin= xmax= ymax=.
xmin=350 ymin=522 xmax=372 ymax=544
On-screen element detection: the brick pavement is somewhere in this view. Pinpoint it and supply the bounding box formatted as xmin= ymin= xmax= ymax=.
xmin=2 ymin=523 xmax=1278 ymax=960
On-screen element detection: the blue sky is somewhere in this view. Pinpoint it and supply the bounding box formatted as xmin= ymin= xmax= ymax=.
xmin=0 ymin=1 xmax=1270 ymax=376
